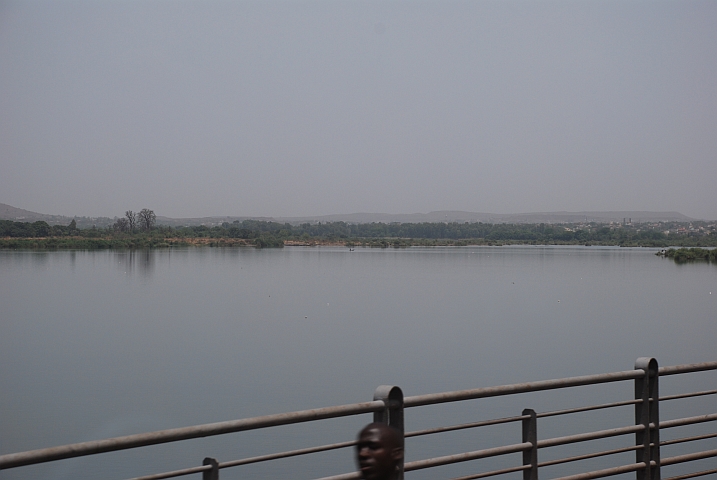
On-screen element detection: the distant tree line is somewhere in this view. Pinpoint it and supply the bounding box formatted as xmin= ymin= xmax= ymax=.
xmin=188 ymin=219 xmax=714 ymax=247
xmin=2 ymin=216 xmax=717 ymax=249
xmin=0 ymin=220 xmax=61 ymax=237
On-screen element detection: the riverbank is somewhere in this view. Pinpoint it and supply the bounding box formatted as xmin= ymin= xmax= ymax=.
xmin=0 ymin=236 xmax=253 ymax=249
xmin=2 ymin=218 xmax=716 ymax=250
xmin=656 ymin=247 xmax=717 ymax=262
xmin=4 ymin=236 xmax=717 ymax=250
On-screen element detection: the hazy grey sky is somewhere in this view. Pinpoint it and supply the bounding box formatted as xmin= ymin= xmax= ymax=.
xmin=1 ymin=0 xmax=716 ymax=219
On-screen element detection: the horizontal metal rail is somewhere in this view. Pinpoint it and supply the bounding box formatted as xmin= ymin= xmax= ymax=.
xmin=535 ymin=389 xmax=713 ymax=419
xmin=660 ymin=448 xmax=717 ymax=466
xmin=665 ymin=468 xmax=717 ymax=480
xmin=127 ymin=439 xmax=361 ymax=480
xmin=404 ymin=415 xmax=530 ymax=438
xmin=537 ymin=399 xmax=641 ymax=418
xmin=219 ymin=439 xmax=356 ymax=469
xmin=658 ymin=361 xmax=717 ymax=376
xmin=659 ymin=390 xmax=717 ymax=401
xmin=538 ymin=444 xmax=643 ymax=468
xmin=659 ymin=413 xmax=717 ymax=430
xmin=551 ymin=461 xmax=651 ymax=480
xmin=404 ymin=369 xmax=644 ymax=407
xmin=404 ymin=442 xmax=533 ymax=471
xmin=660 ymin=432 xmax=717 ymax=446
xmin=0 ymin=401 xmax=384 ymax=469
xmin=537 ymin=424 xmax=646 ymax=449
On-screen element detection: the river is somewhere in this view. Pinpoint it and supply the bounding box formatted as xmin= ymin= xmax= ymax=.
xmin=1 ymin=246 xmax=715 ymax=479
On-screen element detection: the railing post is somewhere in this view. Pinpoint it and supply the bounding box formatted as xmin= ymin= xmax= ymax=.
xmin=635 ymin=358 xmax=660 ymax=480
xmin=374 ymin=385 xmax=404 ymax=480
xmin=522 ymin=409 xmax=538 ymax=480
xmin=203 ymin=457 xmax=219 ymax=480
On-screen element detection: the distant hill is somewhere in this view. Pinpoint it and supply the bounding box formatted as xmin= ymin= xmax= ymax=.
xmin=0 ymin=203 xmax=71 ymax=225
xmin=0 ymin=203 xmax=697 ymax=227
xmin=0 ymin=203 xmax=113 ymax=228
xmin=263 ymin=210 xmax=695 ymax=224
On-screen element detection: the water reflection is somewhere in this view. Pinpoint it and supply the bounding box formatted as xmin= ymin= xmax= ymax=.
xmin=31 ymin=251 xmax=50 ymax=267
xmin=0 ymin=250 xmax=51 ymax=269
xmin=113 ymin=250 xmax=156 ymax=277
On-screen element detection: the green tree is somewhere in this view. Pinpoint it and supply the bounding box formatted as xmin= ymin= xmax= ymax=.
xmin=32 ymin=221 xmax=51 ymax=237
xmin=138 ymin=209 xmax=156 ymax=231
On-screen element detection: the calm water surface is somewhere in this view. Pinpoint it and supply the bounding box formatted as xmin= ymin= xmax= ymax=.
xmin=1 ymin=246 xmax=715 ymax=480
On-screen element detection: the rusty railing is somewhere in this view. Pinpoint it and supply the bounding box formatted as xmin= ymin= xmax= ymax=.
xmin=1 ymin=358 xmax=715 ymax=480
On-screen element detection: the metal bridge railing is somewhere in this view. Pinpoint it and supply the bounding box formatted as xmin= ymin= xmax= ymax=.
xmin=1 ymin=358 xmax=715 ymax=480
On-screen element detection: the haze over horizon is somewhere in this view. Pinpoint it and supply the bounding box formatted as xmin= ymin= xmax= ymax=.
xmin=2 ymin=1 xmax=716 ymax=220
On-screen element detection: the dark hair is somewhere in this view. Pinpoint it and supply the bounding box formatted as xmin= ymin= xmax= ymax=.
xmin=358 ymin=423 xmax=403 ymax=450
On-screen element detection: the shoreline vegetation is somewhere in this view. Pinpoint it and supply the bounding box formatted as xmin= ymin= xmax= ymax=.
xmin=1 ymin=218 xmax=716 ymax=257
xmin=656 ymin=247 xmax=717 ymax=263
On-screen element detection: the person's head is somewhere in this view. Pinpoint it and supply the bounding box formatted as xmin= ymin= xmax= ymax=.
xmin=355 ymin=423 xmax=404 ymax=480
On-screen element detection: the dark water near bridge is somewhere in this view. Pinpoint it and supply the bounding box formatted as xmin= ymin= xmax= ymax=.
xmin=1 ymin=246 xmax=715 ymax=480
